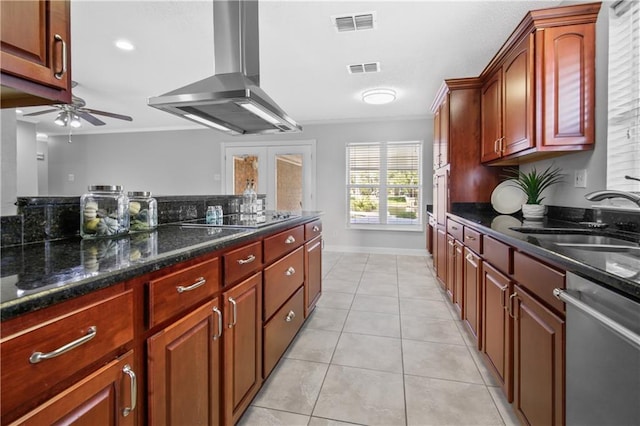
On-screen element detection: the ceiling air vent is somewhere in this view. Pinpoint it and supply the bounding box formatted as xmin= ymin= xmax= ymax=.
xmin=332 ymin=12 xmax=376 ymax=32
xmin=348 ymin=62 xmax=380 ymax=74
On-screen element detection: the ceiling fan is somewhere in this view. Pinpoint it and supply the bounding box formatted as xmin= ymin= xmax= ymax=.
xmin=23 ymin=81 xmax=132 ymax=127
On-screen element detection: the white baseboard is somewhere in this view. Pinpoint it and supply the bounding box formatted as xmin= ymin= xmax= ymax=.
xmin=323 ymin=244 xmax=429 ymax=257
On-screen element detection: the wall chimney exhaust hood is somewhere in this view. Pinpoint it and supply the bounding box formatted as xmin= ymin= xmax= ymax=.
xmin=147 ymin=0 xmax=301 ymax=135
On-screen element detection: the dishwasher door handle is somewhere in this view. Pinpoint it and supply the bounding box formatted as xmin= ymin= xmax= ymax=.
xmin=553 ymin=288 xmax=640 ymax=349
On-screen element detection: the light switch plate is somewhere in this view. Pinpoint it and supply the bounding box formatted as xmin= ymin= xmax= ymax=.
xmin=574 ymin=169 xmax=587 ymax=188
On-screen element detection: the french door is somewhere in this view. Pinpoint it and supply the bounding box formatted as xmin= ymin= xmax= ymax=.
xmin=222 ymin=141 xmax=315 ymax=211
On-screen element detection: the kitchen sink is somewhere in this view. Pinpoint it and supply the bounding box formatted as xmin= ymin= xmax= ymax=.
xmin=522 ymin=233 xmax=640 ymax=253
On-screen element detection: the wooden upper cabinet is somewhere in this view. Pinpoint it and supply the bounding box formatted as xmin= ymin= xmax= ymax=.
xmin=0 ymin=0 xmax=72 ymax=107
xmin=437 ymin=96 xmax=450 ymax=168
xmin=479 ymin=2 xmax=600 ymax=165
xmin=433 ymin=107 xmax=441 ymax=169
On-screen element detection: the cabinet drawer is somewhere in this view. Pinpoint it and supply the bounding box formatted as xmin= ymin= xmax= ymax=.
xmin=148 ymin=257 xmax=220 ymax=327
xmin=464 ymin=227 xmax=482 ymax=254
xmin=264 ymin=225 xmax=304 ymax=264
xmin=447 ymin=218 xmax=464 ymax=241
xmin=513 ymin=251 xmax=565 ymax=313
xmin=264 ymin=247 xmax=304 ymax=320
xmin=224 ymin=241 xmax=263 ymax=286
xmin=1 ymin=290 xmax=134 ymax=418
xmin=263 ymin=286 xmax=304 ymax=377
xmin=304 ymin=220 xmax=322 ymax=241
xmin=483 ymin=235 xmax=513 ymax=275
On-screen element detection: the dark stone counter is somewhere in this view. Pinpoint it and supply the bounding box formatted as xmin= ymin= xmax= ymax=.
xmin=448 ymin=208 xmax=640 ymax=303
xmin=1 ymin=213 xmax=321 ymax=321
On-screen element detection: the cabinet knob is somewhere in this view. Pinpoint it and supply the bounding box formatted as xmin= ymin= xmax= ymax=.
xmin=285 ymin=266 xmax=296 ymax=276
xmin=285 ymin=310 xmax=296 ymax=322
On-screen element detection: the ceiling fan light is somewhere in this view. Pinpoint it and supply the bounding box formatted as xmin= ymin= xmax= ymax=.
xmin=54 ymin=112 xmax=68 ymax=126
xmin=70 ymin=114 xmax=82 ymax=128
xmin=362 ymin=88 xmax=396 ymax=105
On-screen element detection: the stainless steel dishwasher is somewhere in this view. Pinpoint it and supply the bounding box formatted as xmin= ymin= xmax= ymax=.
xmin=554 ymin=272 xmax=640 ymax=426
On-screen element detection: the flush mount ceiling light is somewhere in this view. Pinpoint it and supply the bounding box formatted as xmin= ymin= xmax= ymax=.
xmin=54 ymin=111 xmax=82 ymax=128
xmin=362 ymin=88 xmax=396 ymax=105
xmin=115 ymin=39 xmax=135 ymax=51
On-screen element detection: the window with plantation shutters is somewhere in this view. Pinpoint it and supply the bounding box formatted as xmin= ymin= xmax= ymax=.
xmin=346 ymin=141 xmax=422 ymax=230
xmin=607 ymin=0 xmax=640 ymax=192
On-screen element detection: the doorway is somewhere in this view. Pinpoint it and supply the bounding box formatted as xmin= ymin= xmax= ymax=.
xmin=222 ymin=140 xmax=316 ymax=211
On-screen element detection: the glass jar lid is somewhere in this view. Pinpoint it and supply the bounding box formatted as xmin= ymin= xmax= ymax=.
xmin=128 ymin=191 xmax=152 ymax=197
xmin=88 ymin=185 xmax=123 ymax=192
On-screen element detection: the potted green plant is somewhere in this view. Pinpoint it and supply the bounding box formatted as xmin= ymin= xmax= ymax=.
xmin=504 ymin=165 xmax=563 ymax=219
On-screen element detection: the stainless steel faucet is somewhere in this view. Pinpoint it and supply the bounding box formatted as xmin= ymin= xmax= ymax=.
xmin=585 ymin=190 xmax=640 ymax=207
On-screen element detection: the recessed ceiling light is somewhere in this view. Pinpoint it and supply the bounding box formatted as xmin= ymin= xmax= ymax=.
xmin=115 ymin=39 xmax=135 ymax=51
xmin=15 ymin=109 xmax=23 ymax=114
xmin=36 ymin=133 xmax=48 ymax=140
xmin=362 ymin=88 xmax=396 ymax=105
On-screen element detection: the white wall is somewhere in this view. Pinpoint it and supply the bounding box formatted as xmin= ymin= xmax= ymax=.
xmin=16 ymin=121 xmax=38 ymax=196
xmin=37 ymin=139 xmax=49 ymax=195
xmin=522 ymin=1 xmax=611 ymax=207
xmin=46 ymin=118 xmax=432 ymax=253
xmin=1 ymin=109 xmax=18 ymax=215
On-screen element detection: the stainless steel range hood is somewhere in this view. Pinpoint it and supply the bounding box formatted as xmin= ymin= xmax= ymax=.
xmin=147 ymin=0 xmax=301 ymax=135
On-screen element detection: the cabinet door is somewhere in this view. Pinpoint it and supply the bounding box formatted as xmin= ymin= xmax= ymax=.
xmin=481 ymin=262 xmax=513 ymax=401
xmin=453 ymin=240 xmax=464 ymax=319
xmin=513 ymin=284 xmax=565 ymax=426
xmin=433 ymin=107 xmax=441 ymax=168
xmin=434 ymin=169 xmax=448 ymax=226
xmin=541 ymin=24 xmax=595 ymax=148
xmin=463 ymin=248 xmax=481 ymax=349
xmin=481 ymin=70 xmax=503 ymax=162
xmin=11 ymin=351 xmax=136 ymax=425
xmin=445 ymin=235 xmax=456 ymax=303
xmin=435 ymin=226 xmax=447 ymax=289
xmin=223 ymin=272 xmax=262 ymax=425
xmin=304 ymin=236 xmax=322 ymax=317
xmin=502 ymin=34 xmax=534 ymax=157
xmin=439 ymin=96 xmax=450 ymax=167
xmin=147 ymin=299 xmax=221 ymax=426
xmin=0 ymin=0 xmax=71 ymax=105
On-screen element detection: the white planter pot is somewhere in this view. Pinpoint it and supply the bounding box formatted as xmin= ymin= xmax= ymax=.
xmin=521 ymin=204 xmax=546 ymax=220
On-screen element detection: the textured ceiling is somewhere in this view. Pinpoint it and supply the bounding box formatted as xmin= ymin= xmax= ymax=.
xmin=18 ymin=0 xmax=564 ymax=136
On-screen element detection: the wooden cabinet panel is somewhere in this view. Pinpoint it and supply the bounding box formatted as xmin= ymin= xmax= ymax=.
xmin=224 ymin=241 xmax=262 ymax=286
xmin=433 ymin=108 xmax=441 ymax=168
xmin=263 ymin=226 xmax=304 ymax=264
xmin=481 ymin=262 xmax=513 ymax=401
xmin=434 ymin=169 xmax=448 ymax=226
xmin=223 ymin=272 xmax=262 ymax=425
xmin=481 ymin=70 xmax=503 ymax=162
xmin=463 ymin=247 xmax=481 ymax=348
xmin=438 ymin=95 xmax=450 ymax=167
xmin=9 ymin=351 xmax=136 ymax=426
xmin=148 ymin=257 xmax=220 ymax=328
xmin=304 ymin=220 xmax=322 ymax=241
xmin=483 ymin=235 xmax=512 ymax=275
xmin=542 ymin=24 xmax=595 ymax=148
xmin=453 ymin=240 xmax=464 ymax=319
xmin=263 ymin=287 xmax=305 ymax=377
xmin=463 ymin=227 xmax=482 ymax=254
xmin=502 ymin=34 xmax=534 ymax=157
xmin=513 ymin=284 xmax=565 ymax=426
xmin=0 ymin=0 xmax=72 ymax=107
xmin=147 ymin=299 xmax=221 ymax=426
xmin=445 ymin=235 xmax=456 ymax=302
xmin=435 ymin=226 xmax=447 ymax=289
xmin=447 ymin=218 xmax=464 ymax=241
xmin=304 ymin=236 xmax=322 ymax=317
xmin=263 ymin=247 xmax=304 ymax=321
xmin=1 ymin=290 xmax=134 ymax=419
xmin=513 ymin=251 xmax=565 ymax=313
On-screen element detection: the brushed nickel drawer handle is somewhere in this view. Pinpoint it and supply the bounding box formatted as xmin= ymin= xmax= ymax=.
xmin=228 ymin=297 xmax=237 ymax=328
xmin=122 ymin=364 xmax=137 ymax=417
xmin=176 ymin=277 xmax=206 ymax=293
xmin=30 ymin=326 xmax=97 ymax=364
xmin=285 ymin=310 xmax=296 ymax=322
xmin=451 ymin=226 xmax=459 ymax=230
xmin=466 ymin=254 xmax=474 ymax=262
xmin=285 ymin=266 xmax=296 ymax=276
xmin=285 ymin=236 xmax=296 ymax=244
xmin=312 ymin=225 xmax=320 ymax=232
xmin=54 ymin=34 xmax=67 ymax=80
xmin=448 ymin=240 xmax=455 ymax=246
xmin=212 ymin=306 xmax=222 ymax=340
xmin=237 ymin=254 xmax=256 ymax=265
xmin=508 ymin=292 xmax=518 ymax=320
xmin=466 ymin=235 xmax=476 ymax=241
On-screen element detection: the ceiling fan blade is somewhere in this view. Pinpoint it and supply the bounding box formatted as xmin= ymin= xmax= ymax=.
xmin=23 ymin=108 xmax=60 ymax=117
xmin=82 ymin=108 xmax=133 ymax=121
xmin=76 ymin=111 xmax=106 ymax=126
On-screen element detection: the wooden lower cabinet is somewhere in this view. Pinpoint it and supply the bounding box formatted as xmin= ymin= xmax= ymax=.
xmin=512 ymin=284 xmax=565 ymax=426
xmin=223 ymin=272 xmax=263 ymax=425
xmin=445 ymin=235 xmax=456 ymax=302
xmin=304 ymin=236 xmax=322 ymax=317
xmin=453 ymin=240 xmax=464 ymax=318
xmin=463 ymin=247 xmax=481 ymax=348
xmin=481 ymin=262 xmax=513 ymax=401
xmin=147 ymin=299 xmax=221 ymax=426
xmin=435 ymin=226 xmax=447 ymax=289
xmin=11 ymin=351 xmax=136 ymax=425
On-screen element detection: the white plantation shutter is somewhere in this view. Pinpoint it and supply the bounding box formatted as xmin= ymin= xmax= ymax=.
xmin=607 ymin=0 xmax=640 ymax=191
xmin=346 ymin=141 xmax=422 ymax=230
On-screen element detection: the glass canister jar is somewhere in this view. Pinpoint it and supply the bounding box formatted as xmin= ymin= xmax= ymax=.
xmin=128 ymin=191 xmax=158 ymax=232
xmin=80 ymin=185 xmax=129 ymax=238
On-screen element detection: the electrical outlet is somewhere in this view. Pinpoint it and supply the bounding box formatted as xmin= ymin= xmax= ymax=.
xmin=574 ymin=169 xmax=587 ymax=188
xmin=68 ymin=174 xmax=75 ymax=182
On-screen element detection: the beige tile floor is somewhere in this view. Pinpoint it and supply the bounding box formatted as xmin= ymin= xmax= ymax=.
xmin=238 ymin=251 xmax=521 ymax=426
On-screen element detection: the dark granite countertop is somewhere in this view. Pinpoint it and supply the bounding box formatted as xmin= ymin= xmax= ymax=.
xmin=1 ymin=213 xmax=321 ymax=321
xmin=448 ymin=209 xmax=640 ymax=303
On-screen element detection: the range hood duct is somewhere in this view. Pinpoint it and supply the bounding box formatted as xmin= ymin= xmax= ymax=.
xmin=147 ymin=0 xmax=301 ymax=135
